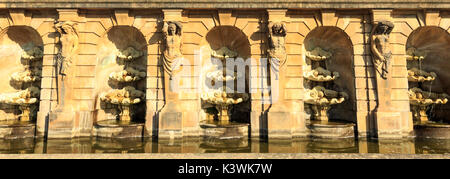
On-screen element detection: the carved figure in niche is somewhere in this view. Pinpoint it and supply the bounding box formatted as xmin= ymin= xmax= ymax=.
xmin=54 ymin=21 xmax=79 ymax=76
xmin=370 ymin=21 xmax=394 ymax=79
xmin=267 ymin=21 xmax=287 ymax=75
xmin=54 ymin=21 xmax=79 ymax=106
xmin=162 ymin=21 xmax=183 ymax=79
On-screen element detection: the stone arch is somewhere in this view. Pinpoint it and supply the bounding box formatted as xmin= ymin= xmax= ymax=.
xmin=198 ymin=25 xmax=252 ymax=123
xmin=303 ymin=26 xmax=357 ymax=123
xmin=405 ymin=26 xmax=450 ymax=122
xmin=94 ymin=25 xmax=148 ymax=122
xmin=205 ymin=26 xmax=252 ymax=58
xmin=0 ymin=26 xmax=44 ymax=121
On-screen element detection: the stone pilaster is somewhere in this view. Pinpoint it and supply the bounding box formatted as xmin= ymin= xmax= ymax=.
xmin=44 ymin=9 xmax=94 ymax=138
xmin=157 ymin=9 xmax=200 ymax=139
xmin=265 ymin=9 xmax=307 ymax=140
xmin=371 ymin=9 xmax=413 ymax=139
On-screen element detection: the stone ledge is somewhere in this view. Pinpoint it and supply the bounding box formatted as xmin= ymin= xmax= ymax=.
xmin=0 ymin=0 xmax=449 ymax=9
xmin=0 ymin=153 xmax=448 ymax=159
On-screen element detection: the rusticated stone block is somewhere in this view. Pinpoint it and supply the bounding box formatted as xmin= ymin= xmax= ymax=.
xmin=0 ymin=121 xmax=36 ymax=139
xmin=414 ymin=122 xmax=450 ymax=139
xmin=200 ymin=122 xmax=249 ymax=140
xmin=94 ymin=120 xmax=144 ymax=138
xmin=308 ymin=121 xmax=355 ymax=139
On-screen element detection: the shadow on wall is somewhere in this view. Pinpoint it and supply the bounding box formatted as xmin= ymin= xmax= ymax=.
xmin=303 ymin=26 xmax=356 ymax=122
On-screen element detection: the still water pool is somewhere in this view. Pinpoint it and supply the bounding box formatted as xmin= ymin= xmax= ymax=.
xmin=1 ymin=137 xmax=449 ymax=154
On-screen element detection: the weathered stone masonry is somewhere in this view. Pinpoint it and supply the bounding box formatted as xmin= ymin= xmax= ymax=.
xmin=0 ymin=1 xmax=448 ymax=139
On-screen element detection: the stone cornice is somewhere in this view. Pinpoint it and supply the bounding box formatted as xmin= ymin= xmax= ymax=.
xmin=0 ymin=0 xmax=449 ymax=9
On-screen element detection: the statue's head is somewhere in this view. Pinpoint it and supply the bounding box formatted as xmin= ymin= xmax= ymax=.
xmin=272 ymin=22 xmax=286 ymax=36
xmin=167 ymin=21 xmax=182 ymax=35
xmin=55 ymin=21 xmax=77 ymax=35
xmin=168 ymin=23 xmax=177 ymax=34
xmin=376 ymin=21 xmax=394 ymax=35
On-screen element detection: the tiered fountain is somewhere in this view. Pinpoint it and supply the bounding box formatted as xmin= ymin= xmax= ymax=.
xmin=0 ymin=43 xmax=42 ymax=139
xmin=304 ymin=47 xmax=354 ymax=138
xmin=200 ymin=47 xmax=250 ymax=140
xmin=95 ymin=47 xmax=146 ymax=138
xmin=406 ymin=47 xmax=450 ymax=139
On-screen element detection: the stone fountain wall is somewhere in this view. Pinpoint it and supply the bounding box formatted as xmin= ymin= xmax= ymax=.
xmin=0 ymin=4 xmax=446 ymax=139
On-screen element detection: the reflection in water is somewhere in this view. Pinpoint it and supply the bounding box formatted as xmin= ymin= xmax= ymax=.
xmin=0 ymin=137 xmax=449 ymax=154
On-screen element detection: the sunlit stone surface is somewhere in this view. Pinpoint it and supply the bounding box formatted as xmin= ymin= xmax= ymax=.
xmin=0 ymin=1 xmax=448 ymax=149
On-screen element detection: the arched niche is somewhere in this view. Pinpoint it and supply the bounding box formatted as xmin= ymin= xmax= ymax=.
xmin=406 ymin=26 xmax=450 ymax=122
xmin=303 ymin=26 xmax=356 ymax=122
xmin=0 ymin=26 xmax=43 ymax=121
xmin=199 ymin=26 xmax=252 ymax=123
xmin=205 ymin=26 xmax=251 ymax=58
xmin=94 ymin=26 xmax=147 ymax=122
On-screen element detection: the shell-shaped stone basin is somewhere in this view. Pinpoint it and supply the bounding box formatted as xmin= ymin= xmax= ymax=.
xmin=305 ymin=86 xmax=348 ymax=105
xmin=408 ymin=87 xmax=449 ymax=106
xmin=304 ymin=67 xmax=339 ymax=82
xmin=0 ymin=87 xmax=40 ymax=105
xmin=100 ymin=86 xmax=145 ymax=105
xmin=305 ymin=47 xmax=332 ymax=61
xmin=201 ymin=90 xmax=248 ymax=105
xmin=109 ymin=67 xmax=146 ymax=82
xmin=407 ymin=68 xmax=436 ymax=82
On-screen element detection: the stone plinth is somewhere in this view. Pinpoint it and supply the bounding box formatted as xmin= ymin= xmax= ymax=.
xmin=47 ymin=110 xmax=94 ymax=138
xmin=0 ymin=121 xmax=35 ymax=139
xmin=158 ymin=102 xmax=183 ymax=139
xmin=94 ymin=120 xmax=144 ymax=138
xmin=308 ymin=121 xmax=355 ymax=139
xmin=374 ymin=111 xmax=412 ymax=138
xmin=200 ymin=121 xmax=249 ymax=140
xmin=414 ymin=122 xmax=450 ymax=139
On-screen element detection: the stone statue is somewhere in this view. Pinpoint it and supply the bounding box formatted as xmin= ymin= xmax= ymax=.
xmin=370 ymin=21 xmax=394 ymax=79
xmin=267 ymin=21 xmax=287 ymax=75
xmin=55 ymin=21 xmax=79 ymax=76
xmin=162 ymin=21 xmax=183 ymax=79
xmin=54 ymin=21 xmax=79 ymax=106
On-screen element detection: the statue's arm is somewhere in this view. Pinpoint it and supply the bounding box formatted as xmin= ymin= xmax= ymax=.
xmin=267 ymin=22 xmax=274 ymax=47
xmin=71 ymin=36 xmax=79 ymax=58
xmin=54 ymin=26 xmax=62 ymax=44
xmin=282 ymin=23 xmax=287 ymax=35
xmin=178 ymin=23 xmax=183 ymax=37
xmin=162 ymin=22 xmax=168 ymax=38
